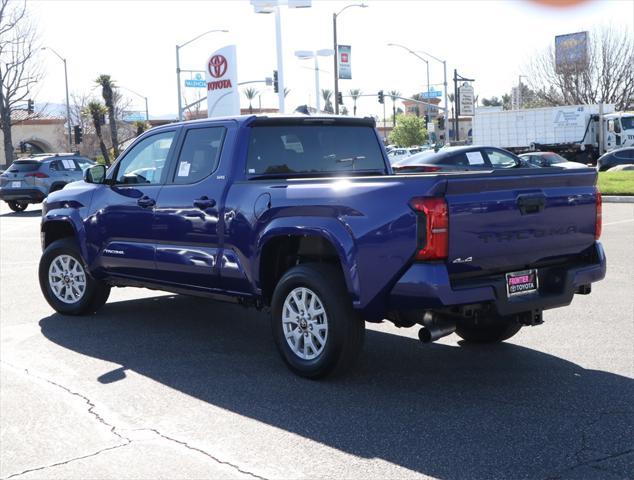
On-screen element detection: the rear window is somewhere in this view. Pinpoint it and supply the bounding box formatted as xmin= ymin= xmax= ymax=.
xmin=544 ymin=153 xmax=568 ymax=164
xmin=615 ymin=149 xmax=634 ymax=160
xmin=7 ymin=161 xmax=40 ymax=173
xmin=246 ymin=125 xmax=386 ymax=176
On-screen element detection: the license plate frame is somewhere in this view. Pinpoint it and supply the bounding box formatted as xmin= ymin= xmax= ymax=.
xmin=505 ymin=269 xmax=538 ymax=297
xmin=11 ymin=181 xmax=20 ymax=188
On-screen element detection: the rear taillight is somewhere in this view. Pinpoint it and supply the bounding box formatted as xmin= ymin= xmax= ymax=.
xmin=25 ymin=172 xmax=49 ymax=178
xmin=595 ymin=188 xmax=602 ymax=240
xmin=409 ymin=197 xmax=449 ymax=260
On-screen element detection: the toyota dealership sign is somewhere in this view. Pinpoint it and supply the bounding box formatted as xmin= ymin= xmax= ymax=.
xmin=206 ymin=45 xmax=240 ymax=118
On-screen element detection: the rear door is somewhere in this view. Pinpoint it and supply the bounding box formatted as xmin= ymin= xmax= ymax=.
xmin=152 ymin=123 xmax=229 ymax=290
xmin=444 ymin=169 xmax=597 ymax=276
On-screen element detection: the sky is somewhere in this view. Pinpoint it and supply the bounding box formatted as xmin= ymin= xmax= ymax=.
xmin=28 ymin=0 xmax=634 ymax=120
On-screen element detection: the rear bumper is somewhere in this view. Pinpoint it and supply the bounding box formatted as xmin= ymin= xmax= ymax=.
xmin=389 ymin=242 xmax=606 ymax=316
xmin=0 ymin=188 xmax=46 ymax=202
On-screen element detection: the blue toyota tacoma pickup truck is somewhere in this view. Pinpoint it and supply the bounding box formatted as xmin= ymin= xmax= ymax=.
xmin=39 ymin=115 xmax=606 ymax=378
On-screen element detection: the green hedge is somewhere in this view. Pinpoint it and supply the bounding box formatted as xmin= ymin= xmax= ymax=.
xmin=597 ymin=171 xmax=634 ymax=196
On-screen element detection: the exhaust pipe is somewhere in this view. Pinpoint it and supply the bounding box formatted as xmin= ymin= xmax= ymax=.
xmin=418 ymin=312 xmax=456 ymax=343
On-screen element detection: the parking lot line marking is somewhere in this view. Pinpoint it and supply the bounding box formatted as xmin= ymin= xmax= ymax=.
xmin=603 ymin=219 xmax=634 ymax=226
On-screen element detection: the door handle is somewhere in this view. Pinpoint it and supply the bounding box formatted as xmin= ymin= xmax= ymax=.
xmin=193 ymin=196 xmax=216 ymax=210
xmin=137 ymin=196 xmax=156 ymax=208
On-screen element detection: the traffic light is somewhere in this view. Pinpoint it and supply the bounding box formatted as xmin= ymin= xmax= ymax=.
xmin=378 ymin=90 xmax=384 ymax=104
xmin=27 ymin=99 xmax=34 ymax=114
xmin=337 ymin=92 xmax=343 ymax=105
xmin=73 ymin=125 xmax=83 ymax=145
xmin=438 ymin=116 xmax=445 ymax=130
xmin=273 ymin=70 xmax=279 ymax=93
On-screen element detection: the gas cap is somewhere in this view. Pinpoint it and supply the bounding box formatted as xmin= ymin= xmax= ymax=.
xmin=254 ymin=193 xmax=271 ymax=219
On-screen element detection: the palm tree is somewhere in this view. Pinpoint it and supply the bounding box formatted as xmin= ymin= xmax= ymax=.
xmin=321 ymin=89 xmax=333 ymax=113
xmin=388 ymin=90 xmax=400 ymax=127
xmin=84 ymin=101 xmax=110 ymax=166
xmin=95 ymin=75 xmax=120 ymax=158
xmin=243 ymin=87 xmax=259 ymax=114
xmin=349 ymin=89 xmax=362 ymax=116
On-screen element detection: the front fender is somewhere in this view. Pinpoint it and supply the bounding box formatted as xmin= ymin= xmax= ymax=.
xmin=42 ymin=209 xmax=88 ymax=263
xmin=254 ymin=216 xmax=360 ymax=303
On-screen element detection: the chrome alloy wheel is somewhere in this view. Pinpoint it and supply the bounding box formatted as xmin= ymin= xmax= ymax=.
xmin=48 ymin=254 xmax=87 ymax=304
xmin=282 ymin=287 xmax=328 ymax=360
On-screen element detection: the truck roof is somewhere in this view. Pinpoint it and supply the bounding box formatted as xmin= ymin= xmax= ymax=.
xmin=174 ymin=114 xmax=377 ymax=128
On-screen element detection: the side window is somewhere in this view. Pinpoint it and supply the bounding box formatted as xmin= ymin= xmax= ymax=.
xmin=484 ymin=149 xmax=518 ymax=169
xmin=173 ymin=127 xmax=225 ymax=184
xmin=50 ymin=159 xmax=80 ymax=172
xmin=444 ymin=153 xmax=470 ymax=167
xmin=115 ymin=131 xmax=175 ymax=185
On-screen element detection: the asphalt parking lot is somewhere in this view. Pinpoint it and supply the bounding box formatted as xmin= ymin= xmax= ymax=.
xmin=0 ymin=201 xmax=632 ymax=480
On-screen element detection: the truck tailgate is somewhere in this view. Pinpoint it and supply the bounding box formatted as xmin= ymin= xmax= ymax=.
xmin=444 ymin=169 xmax=598 ymax=276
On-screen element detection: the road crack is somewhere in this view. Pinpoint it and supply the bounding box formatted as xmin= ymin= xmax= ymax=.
xmin=133 ymin=428 xmax=269 ymax=480
xmin=1 ymin=362 xmax=269 ymax=480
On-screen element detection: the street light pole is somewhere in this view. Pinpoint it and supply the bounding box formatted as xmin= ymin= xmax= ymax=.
xmin=333 ymin=3 xmax=367 ymax=115
xmin=296 ymin=49 xmax=333 ymax=113
xmin=175 ymin=29 xmax=228 ymax=121
xmin=42 ymin=47 xmax=71 ymax=151
xmin=314 ymin=56 xmax=321 ymax=112
xmin=274 ymin=7 xmax=285 ymax=113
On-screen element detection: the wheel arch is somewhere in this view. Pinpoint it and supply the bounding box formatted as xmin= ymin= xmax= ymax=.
xmin=256 ymin=221 xmax=359 ymax=307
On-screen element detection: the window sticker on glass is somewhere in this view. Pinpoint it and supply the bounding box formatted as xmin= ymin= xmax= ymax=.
xmin=62 ymin=159 xmax=75 ymax=169
xmin=178 ymin=161 xmax=191 ymax=177
xmin=466 ymin=151 xmax=485 ymax=165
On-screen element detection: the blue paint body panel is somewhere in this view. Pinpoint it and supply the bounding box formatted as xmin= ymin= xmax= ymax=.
xmin=41 ymin=115 xmax=606 ymax=320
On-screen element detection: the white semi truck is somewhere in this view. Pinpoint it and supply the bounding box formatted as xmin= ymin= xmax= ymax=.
xmin=473 ymin=104 xmax=634 ymax=164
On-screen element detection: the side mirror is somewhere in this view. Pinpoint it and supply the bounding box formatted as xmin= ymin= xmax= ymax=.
xmin=84 ymin=164 xmax=106 ymax=184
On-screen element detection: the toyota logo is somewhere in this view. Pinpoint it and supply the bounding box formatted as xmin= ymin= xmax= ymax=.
xmin=208 ymin=55 xmax=228 ymax=78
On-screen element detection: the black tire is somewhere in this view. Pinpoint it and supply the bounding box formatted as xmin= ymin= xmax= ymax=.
xmin=271 ymin=263 xmax=365 ymax=379
xmin=49 ymin=183 xmax=66 ymax=193
xmin=456 ymin=314 xmax=522 ymax=344
xmin=7 ymin=200 xmax=28 ymax=212
xmin=39 ymin=238 xmax=110 ymax=315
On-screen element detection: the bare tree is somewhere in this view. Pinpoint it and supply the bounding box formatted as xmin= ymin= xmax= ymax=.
xmin=526 ymin=26 xmax=634 ymax=110
xmin=0 ymin=0 xmax=41 ymax=166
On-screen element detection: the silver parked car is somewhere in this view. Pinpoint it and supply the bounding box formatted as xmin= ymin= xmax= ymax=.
xmin=0 ymin=154 xmax=95 ymax=212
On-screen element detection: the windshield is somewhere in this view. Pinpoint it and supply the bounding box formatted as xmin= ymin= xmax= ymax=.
xmin=620 ymin=116 xmax=634 ymax=131
xmin=246 ymin=125 xmax=387 ymax=176
xmin=6 ymin=160 xmax=41 ymax=173
xmin=393 ymin=150 xmax=438 ymax=167
xmin=544 ymin=153 xmax=568 ymax=164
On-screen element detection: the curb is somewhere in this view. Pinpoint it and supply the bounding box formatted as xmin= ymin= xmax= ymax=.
xmin=603 ymin=196 xmax=634 ymax=203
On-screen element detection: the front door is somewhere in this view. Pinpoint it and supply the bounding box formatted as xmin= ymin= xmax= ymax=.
xmin=88 ymin=129 xmax=178 ymax=279
xmin=152 ymin=124 xmax=228 ymax=291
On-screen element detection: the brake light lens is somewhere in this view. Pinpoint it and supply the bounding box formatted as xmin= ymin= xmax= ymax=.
xmin=409 ymin=197 xmax=449 ymax=260
xmin=25 ymin=172 xmax=49 ymax=178
xmin=595 ymin=188 xmax=602 ymax=240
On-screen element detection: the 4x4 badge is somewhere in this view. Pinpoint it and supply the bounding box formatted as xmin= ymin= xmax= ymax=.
xmin=452 ymin=256 xmax=473 ymax=264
